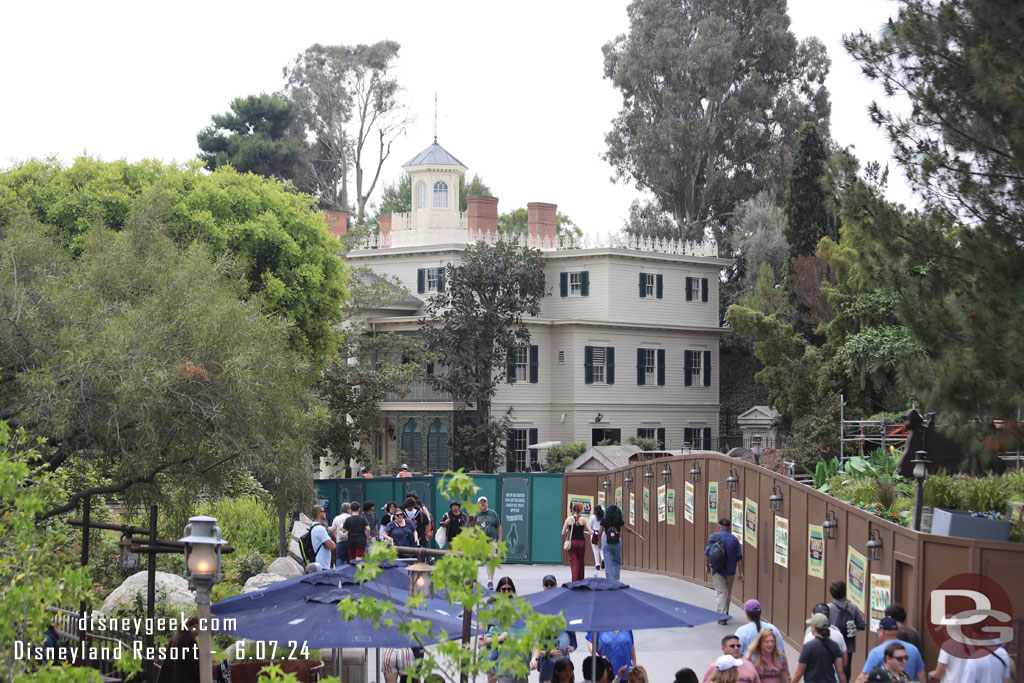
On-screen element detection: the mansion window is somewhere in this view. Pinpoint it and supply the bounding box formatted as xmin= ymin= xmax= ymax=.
xmin=585 ymin=346 xmax=614 ymax=384
xmin=433 ymin=181 xmax=449 ymax=209
xmin=684 ymin=350 xmax=711 ymax=387
xmin=417 ymin=267 xmax=445 ymax=293
xmin=506 ymin=345 xmax=539 ymax=384
xmin=417 ymin=182 xmax=427 ymax=208
xmin=636 ymin=347 xmax=665 ymax=386
xmin=638 ymin=272 xmax=663 ymax=299
xmin=506 ymin=427 xmax=538 ymax=472
xmin=684 ymin=427 xmax=713 ymax=451
xmin=636 ymin=427 xmax=666 ymax=449
xmin=559 ymin=271 xmax=590 ymax=297
xmin=685 ymin=277 xmax=709 ymax=302
xmin=401 ymin=420 xmax=422 ymax=469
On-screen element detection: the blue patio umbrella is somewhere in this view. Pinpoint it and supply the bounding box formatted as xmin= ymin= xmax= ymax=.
xmin=519 ymin=577 xmax=725 ymax=680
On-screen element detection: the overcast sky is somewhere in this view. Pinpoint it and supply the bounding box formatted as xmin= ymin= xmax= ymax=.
xmin=1 ymin=0 xmax=908 ymax=235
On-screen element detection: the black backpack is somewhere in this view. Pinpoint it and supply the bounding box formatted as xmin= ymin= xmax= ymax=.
xmin=301 ymin=526 xmax=324 ymax=563
xmin=834 ymin=602 xmax=857 ymax=641
xmin=707 ymin=532 xmax=728 ymax=571
xmin=605 ymin=525 xmax=621 ymax=545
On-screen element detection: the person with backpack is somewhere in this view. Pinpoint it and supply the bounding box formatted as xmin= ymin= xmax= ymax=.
xmin=562 ymin=501 xmax=594 ymax=582
xmin=307 ymin=505 xmax=334 ymax=570
xmin=705 ymin=518 xmax=743 ymax=625
xmin=600 ymin=504 xmax=643 ymax=583
xmin=827 ymin=581 xmax=866 ymax=683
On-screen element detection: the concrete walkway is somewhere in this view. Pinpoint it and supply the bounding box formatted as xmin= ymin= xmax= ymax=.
xmin=369 ymin=563 xmax=799 ymax=683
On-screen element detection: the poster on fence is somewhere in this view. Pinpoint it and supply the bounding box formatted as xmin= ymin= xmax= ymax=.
xmin=869 ymin=574 xmax=892 ymax=631
xmin=597 ymin=491 xmax=605 ymax=509
xmin=807 ymin=524 xmax=825 ymax=579
xmin=744 ymin=498 xmax=759 ymax=549
xmin=684 ymin=482 xmax=695 ymax=524
xmin=773 ymin=516 xmax=789 ymax=568
xmin=708 ymin=482 xmax=719 ymax=521
xmin=643 ymin=487 xmax=650 ymax=522
xmin=657 ymin=485 xmax=666 ymax=522
xmin=847 ymin=546 xmax=868 ymax=615
xmin=731 ymin=499 xmax=744 ymax=543
xmin=629 ymin=492 xmax=636 ymax=526
xmin=615 ymin=486 xmax=622 ymax=507
xmin=566 ymin=494 xmax=594 ymax=518
xmin=667 ymin=489 xmax=676 ymax=525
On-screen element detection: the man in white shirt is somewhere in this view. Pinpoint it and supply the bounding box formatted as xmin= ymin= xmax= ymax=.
xmin=803 ymin=603 xmax=848 ymax=678
xmin=961 ymin=646 xmax=1011 ymax=683
xmin=928 ymin=649 xmax=968 ymax=682
xmin=331 ymin=502 xmax=352 ymax=566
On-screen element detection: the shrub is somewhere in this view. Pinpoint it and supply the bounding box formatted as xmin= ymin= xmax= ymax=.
xmin=231 ymin=549 xmax=267 ymax=584
xmin=960 ymin=476 xmax=1012 ymax=514
xmin=627 ymin=436 xmax=660 ymax=451
xmin=199 ymin=496 xmax=278 ymax=558
xmin=832 ymin=477 xmax=880 ymax=506
xmin=546 ymin=441 xmax=588 ymax=473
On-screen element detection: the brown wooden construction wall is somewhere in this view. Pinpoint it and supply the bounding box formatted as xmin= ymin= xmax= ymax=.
xmin=563 ymin=453 xmax=1024 ymax=675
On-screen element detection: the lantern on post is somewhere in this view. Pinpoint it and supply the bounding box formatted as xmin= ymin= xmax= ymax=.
xmin=602 ymin=476 xmax=611 ymax=492
xmin=768 ymin=485 xmax=784 ymax=512
xmin=725 ymin=467 xmax=739 ymax=493
xmin=660 ymin=464 xmax=672 ymax=484
xmin=180 ymin=515 xmax=226 ymax=683
xmin=823 ymin=509 xmax=838 ymax=541
xmin=408 ymin=553 xmax=435 ymax=598
xmin=866 ymin=528 xmax=883 ymax=562
xmin=643 ymin=468 xmax=654 ymax=487
xmin=912 ymin=450 xmax=930 ymax=531
xmin=689 ymin=460 xmax=701 ymax=485
xmin=624 ymin=476 xmax=633 ymax=491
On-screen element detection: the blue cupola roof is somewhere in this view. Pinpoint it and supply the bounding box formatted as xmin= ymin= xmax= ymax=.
xmin=402 ymin=141 xmax=467 ymax=169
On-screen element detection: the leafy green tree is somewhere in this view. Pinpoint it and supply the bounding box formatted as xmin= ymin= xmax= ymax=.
xmin=375 ymin=175 xmax=412 ymax=218
xmin=459 ymin=174 xmax=493 ymax=212
xmin=784 ymin=123 xmax=837 ymax=258
xmin=498 ymin=208 xmax=582 ymax=239
xmin=196 ymin=93 xmax=308 ymax=183
xmin=732 ymin=193 xmax=791 ymax=294
xmin=423 ymin=242 xmax=546 ymax=471
xmin=0 ymin=158 xmax=347 ymax=362
xmin=285 ymin=42 xmax=411 ymax=218
xmin=0 ymin=214 xmax=321 ymax=518
xmin=603 ymin=0 xmax=831 ymax=241
xmin=622 ymin=199 xmax=678 ymax=241
xmin=843 ymin=0 xmax=1024 ymax=456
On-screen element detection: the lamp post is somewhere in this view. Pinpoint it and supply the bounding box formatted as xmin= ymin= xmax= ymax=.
xmin=725 ymin=467 xmax=739 ymax=493
xmin=823 ymin=509 xmax=838 ymax=541
xmin=912 ymin=450 xmax=930 ymax=531
xmin=180 ymin=516 xmax=225 ymax=683
xmin=408 ymin=553 xmax=435 ymax=598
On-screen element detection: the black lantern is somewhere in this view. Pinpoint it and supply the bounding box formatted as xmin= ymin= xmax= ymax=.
xmin=867 ymin=528 xmax=883 ymax=562
xmin=660 ymin=464 xmax=672 ymax=484
xmin=602 ymin=476 xmax=611 ymax=491
xmin=644 ymin=468 xmax=654 ymax=486
xmin=911 ymin=450 xmax=930 ymax=531
xmin=725 ymin=467 xmax=739 ymax=493
xmin=624 ymin=475 xmax=633 ymax=491
xmin=823 ymin=509 xmax=838 ymax=541
xmin=768 ymin=485 xmax=784 ymax=512
xmin=689 ymin=460 xmax=701 ymax=485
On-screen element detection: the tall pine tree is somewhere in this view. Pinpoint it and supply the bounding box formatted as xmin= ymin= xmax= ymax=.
xmin=784 ymin=123 xmax=834 ymax=258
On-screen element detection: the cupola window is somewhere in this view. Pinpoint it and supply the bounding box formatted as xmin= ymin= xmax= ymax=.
xmin=433 ymin=181 xmax=449 ymax=209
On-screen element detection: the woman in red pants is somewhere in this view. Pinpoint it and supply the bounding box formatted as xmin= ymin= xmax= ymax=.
xmin=561 ymin=502 xmax=593 ymax=582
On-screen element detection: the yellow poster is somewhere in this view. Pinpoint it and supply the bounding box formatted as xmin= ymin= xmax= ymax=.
xmin=808 ymin=524 xmax=825 ymax=579
xmin=869 ymin=574 xmax=892 ymax=631
xmin=615 ymin=486 xmax=622 ymax=507
xmin=684 ymin=481 xmax=695 ymax=524
xmin=708 ymin=482 xmax=719 ymax=521
xmin=566 ymin=494 xmax=594 ymax=518
xmin=731 ymin=498 xmax=744 ymax=543
xmin=744 ymin=498 xmax=759 ymax=549
xmin=667 ymin=489 xmax=676 ymax=525
xmin=643 ymin=487 xmax=650 ymax=522
xmin=773 ymin=516 xmax=789 ymax=568
xmin=629 ymin=492 xmax=636 ymax=526
xmin=657 ymin=484 xmax=666 ymax=522
xmin=597 ymin=491 xmax=606 ymax=509
xmin=847 ymin=546 xmax=868 ymax=615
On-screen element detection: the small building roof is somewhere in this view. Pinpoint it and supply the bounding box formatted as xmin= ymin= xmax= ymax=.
xmin=353 ymin=269 xmax=423 ymax=314
xmin=403 ymin=141 xmax=467 ymax=169
xmin=567 ymin=445 xmax=642 ymax=472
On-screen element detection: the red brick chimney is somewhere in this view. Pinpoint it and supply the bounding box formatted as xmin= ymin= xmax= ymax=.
xmin=378 ymin=214 xmax=392 ymax=245
xmin=467 ymin=196 xmax=499 ymax=237
xmin=325 ymin=210 xmax=348 ymax=239
xmin=527 ymin=202 xmax=557 ymax=244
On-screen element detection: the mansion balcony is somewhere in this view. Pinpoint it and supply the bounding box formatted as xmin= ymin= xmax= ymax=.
xmin=384 ymin=381 xmax=458 ymax=403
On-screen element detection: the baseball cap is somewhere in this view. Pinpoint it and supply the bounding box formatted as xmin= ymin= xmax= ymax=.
xmin=715 ymin=655 xmax=743 ymax=671
xmin=450 ymin=501 xmax=461 ymax=508
xmin=400 ymin=463 xmax=409 ymax=469
xmin=542 ymin=574 xmax=558 ymax=587
xmin=812 ymin=603 xmax=830 ymax=616
xmin=866 ymin=667 xmax=895 ymax=682
xmin=744 ymin=599 xmax=762 ymax=612
xmin=806 ymin=613 xmax=830 ymax=630
xmin=478 ymin=496 xmax=488 ymax=503
xmin=879 ymin=616 xmax=899 ymax=631
xmin=718 ymin=518 xmax=731 ymax=527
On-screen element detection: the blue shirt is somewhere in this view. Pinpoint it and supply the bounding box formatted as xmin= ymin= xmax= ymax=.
xmin=705 ymin=529 xmax=743 ymax=576
xmin=311 ymin=524 xmax=332 ymax=569
xmin=585 ymin=630 xmax=634 ymax=674
xmin=384 ymin=519 xmax=418 ymax=547
xmin=538 ymin=631 xmax=578 ymax=681
xmin=861 ymin=639 xmax=925 ymax=680
xmin=735 ymin=620 xmax=786 ymax=655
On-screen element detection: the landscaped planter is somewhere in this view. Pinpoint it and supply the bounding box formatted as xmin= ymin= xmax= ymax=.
xmin=931 ymin=508 xmax=1012 ymax=542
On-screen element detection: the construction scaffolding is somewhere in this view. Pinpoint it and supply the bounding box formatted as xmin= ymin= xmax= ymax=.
xmin=838 ymin=394 xmax=908 ymax=464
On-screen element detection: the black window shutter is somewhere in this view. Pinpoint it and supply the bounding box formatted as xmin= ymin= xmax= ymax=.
xmin=417 ymin=268 xmax=425 ymax=294
xmin=685 ymin=277 xmax=693 ymax=301
xmin=684 ymin=427 xmax=693 ymax=447
xmin=684 ymin=350 xmax=693 ymax=386
xmin=657 ymin=428 xmax=666 ymax=449
xmin=581 ymin=271 xmax=590 ymax=296
xmin=560 ymin=272 xmax=568 ymax=298
xmin=506 ymin=430 xmax=515 ymax=471
xmin=636 ymin=428 xmax=644 ymax=438
xmin=656 ymin=274 xmax=663 ymax=299
xmin=657 ymin=349 xmax=666 ymax=385
xmin=636 ymin=348 xmax=646 ymax=385
xmin=701 ymin=277 xmax=708 ymax=302
xmin=606 ymin=346 xmax=615 ymax=384
xmin=507 ymin=350 xmax=517 ymax=384
xmin=584 ymin=345 xmax=594 ymax=384
xmin=438 ymin=270 xmax=446 ymax=292
xmin=529 ymin=345 xmax=539 ymax=384
xmin=703 ymin=350 xmax=712 ymax=387
xmin=703 ymin=427 xmax=712 ymax=450
xmin=426 ymin=362 xmax=434 ymax=376
xmin=608 ymin=429 xmax=621 ymax=444
xmin=529 ymin=427 xmax=538 ymax=453
xmin=639 ymin=273 xmax=646 ymax=298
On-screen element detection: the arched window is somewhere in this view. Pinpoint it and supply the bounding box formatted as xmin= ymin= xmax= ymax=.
xmin=433 ymin=181 xmax=448 ymax=209
xmin=427 ymin=419 xmax=448 ymax=472
xmin=401 ymin=420 xmax=422 ymax=470
xmin=416 ymin=181 xmax=427 ymax=209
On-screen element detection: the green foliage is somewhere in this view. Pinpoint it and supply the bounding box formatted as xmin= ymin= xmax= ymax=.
xmin=196 ymin=93 xmax=308 ymax=184
xmin=340 ymin=472 xmax=563 ymax=683
xmin=0 ymin=157 xmax=348 ymax=363
xmin=831 ymin=477 xmax=882 ymax=507
xmin=809 ymin=457 xmax=840 ymax=491
xmin=424 ymin=242 xmax=546 ymax=472
xmin=376 ymin=175 xmax=412 ymax=218
xmin=498 ymin=208 xmax=582 ymax=238
xmin=739 ymin=263 xmax=789 ymax=317
xmin=0 ymin=212 xmax=322 ymax=518
xmin=622 ymin=199 xmax=678 ymax=241
xmin=733 ymin=192 xmax=791 ymax=296
xmin=923 ymin=473 xmax=1015 ymax=515
xmin=232 ymin=549 xmax=268 ymax=584
xmin=459 ymin=174 xmax=493 ymax=212
xmin=627 ymin=436 xmax=660 ymax=452
xmin=0 ymin=422 xmax=93 ymax=680
xmin=602 ymin=0 xmax=830 ymax=241
xmin=784 ymin=123 xmax=837 ymax=257
xmin=545 ymin=442 xmax=588 ymax=474
xmin=107 ymin=587 xmax=184 ymax=646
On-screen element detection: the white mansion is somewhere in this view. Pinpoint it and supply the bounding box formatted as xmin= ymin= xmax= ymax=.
xmin=338 ymin=141 xmax=729 ymax=474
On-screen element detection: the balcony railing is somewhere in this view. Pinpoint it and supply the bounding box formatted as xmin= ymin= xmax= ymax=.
xmin=384 ymin=381 xmax=457 ymax=402
xmin=390 ymin=211 xmax=469 ymax=233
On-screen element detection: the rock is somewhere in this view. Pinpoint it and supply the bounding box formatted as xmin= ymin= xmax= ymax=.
xmin=101 ymin=571 xmax=194 ymax=614
xmin=727 ymin=447 xmax=752 ymax=460
xmin=292 ymin=519 xmax=310 ymax=538
xmin=242 ymin=573 xmax=287 ymax=593
xmin=267 ymin=557 xmax=303 ymax=579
